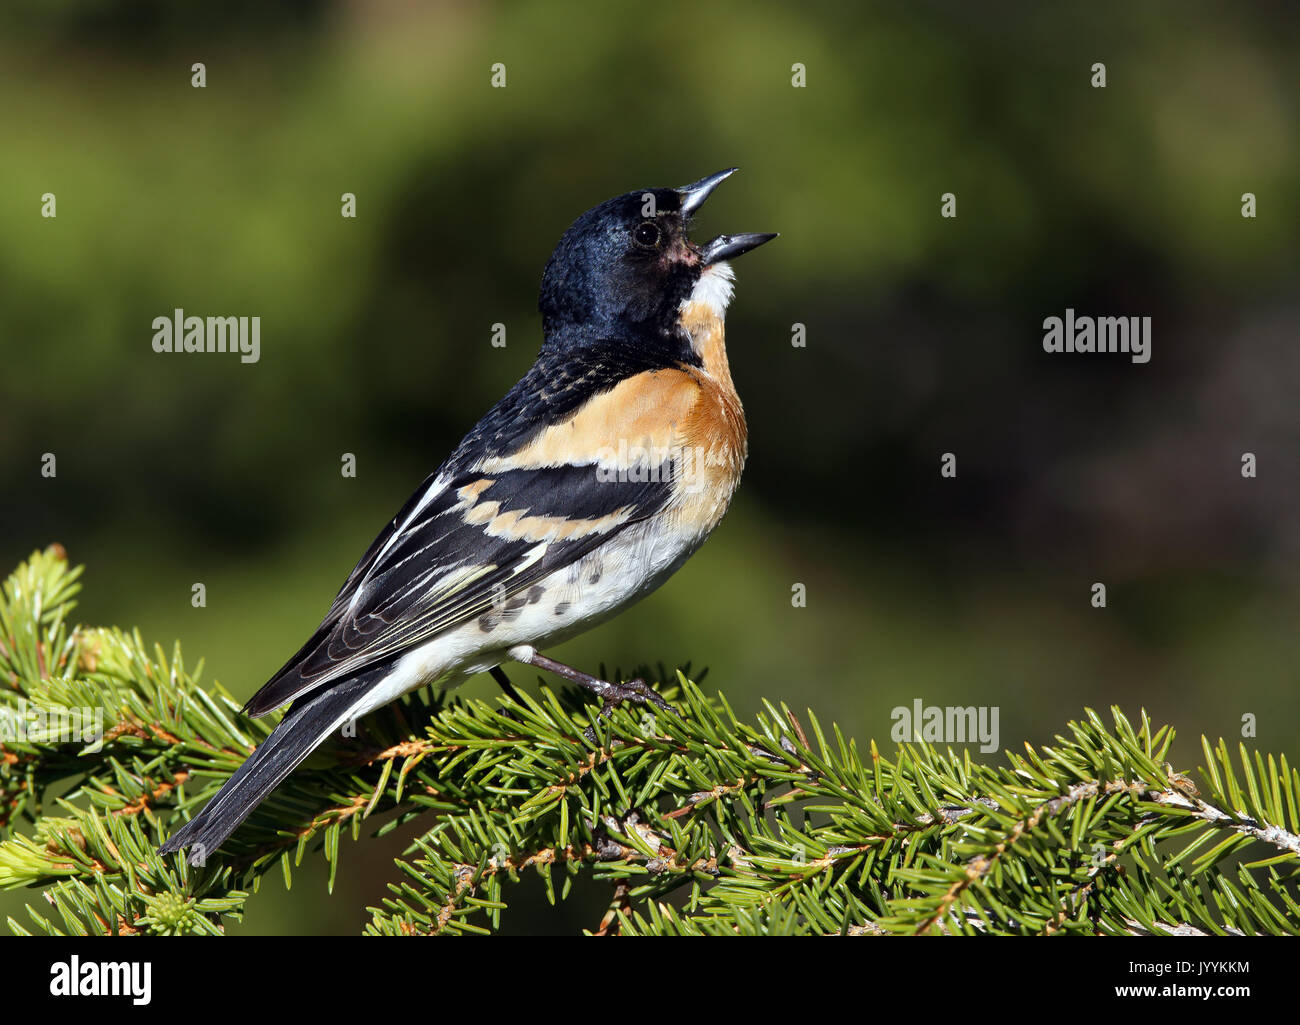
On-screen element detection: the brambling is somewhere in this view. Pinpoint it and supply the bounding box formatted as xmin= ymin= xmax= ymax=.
xmin=159 ymin=169 xmax=776 ymax=862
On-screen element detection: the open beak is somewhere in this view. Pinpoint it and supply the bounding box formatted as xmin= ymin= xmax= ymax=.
xmin=695 ymin=232 xmax=779 ymax=264
xmin=677 ymin=168 xmax=778 ymax=265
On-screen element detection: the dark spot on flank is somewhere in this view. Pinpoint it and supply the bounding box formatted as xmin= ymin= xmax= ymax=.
xmin=528 ymin=585 xmax=545 ymax=604
xmin=554 ymin=601 xmax=571 ymax=617
xmin=478 ymin=613 xmax=499 ymax=633
xmin=502 ymin=597 xmax=527 ymax=621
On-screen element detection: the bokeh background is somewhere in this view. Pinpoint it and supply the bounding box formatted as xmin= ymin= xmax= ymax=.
xmin=2 ymin=0 xmax=1298 ymax=934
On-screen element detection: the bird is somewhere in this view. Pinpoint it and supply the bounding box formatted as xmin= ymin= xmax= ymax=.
xmin=158 ymin=168 xmax=776 ymax=864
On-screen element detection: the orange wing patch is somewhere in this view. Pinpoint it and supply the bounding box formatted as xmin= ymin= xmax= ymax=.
xmin=475 ymin=370 xmax=703 ymax=474
xmin=473 ymin=308 xmax=749 ymax=539
xmin=457 ymin=478 xmax=495 ymax=503
xmin=481 ymin=503 xmax=635 ymax=543
xmin=457 ymin=481 xmax=637 ymax=543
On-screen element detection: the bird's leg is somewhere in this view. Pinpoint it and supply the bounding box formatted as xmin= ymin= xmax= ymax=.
xmin=509 ymin=647 xmax=677 ymax=739
xmin=517 ymin=650 xmax=672 ymax=711
xmin=489 ymin=665 xmax=526 ymax=705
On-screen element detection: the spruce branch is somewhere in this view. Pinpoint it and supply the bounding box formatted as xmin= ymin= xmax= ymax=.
xmin=2 ymin=547 xmax=1298 ymax=936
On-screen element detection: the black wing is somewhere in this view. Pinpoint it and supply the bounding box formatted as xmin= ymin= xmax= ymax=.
xmin=244 ymin=349 xmax=681 ymax=717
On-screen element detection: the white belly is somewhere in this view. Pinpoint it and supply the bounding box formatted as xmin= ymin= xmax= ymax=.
xmin=345 ymin=516 xmax=712 ymax=720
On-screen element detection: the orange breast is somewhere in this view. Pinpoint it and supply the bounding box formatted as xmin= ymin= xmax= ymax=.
xmin=673 ymin=299 xmax=748 ymax=532
xmin=473 ymin=305 xmax=747 ymax=537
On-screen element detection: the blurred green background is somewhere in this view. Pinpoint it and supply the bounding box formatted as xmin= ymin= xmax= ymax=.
xmin=3 ymin=0 xmax=1298 ymax=934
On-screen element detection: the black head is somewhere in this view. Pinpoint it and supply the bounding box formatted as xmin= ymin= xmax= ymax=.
xmin=538 ymin=169 xmax=776 ymax=353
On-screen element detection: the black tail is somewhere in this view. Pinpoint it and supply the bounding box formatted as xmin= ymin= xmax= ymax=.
xmin=157 ymin=667 xmax=386 ymax=864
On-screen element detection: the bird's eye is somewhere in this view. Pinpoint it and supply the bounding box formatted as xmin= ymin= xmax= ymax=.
xmin=632 ymin=221 xmax=661 ymax=248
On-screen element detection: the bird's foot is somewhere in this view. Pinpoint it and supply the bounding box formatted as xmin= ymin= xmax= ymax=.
xmin=509 ymin=649 xmax=678 ymax=742
xmin=582 ymin=678 xmax=679 ymax=743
